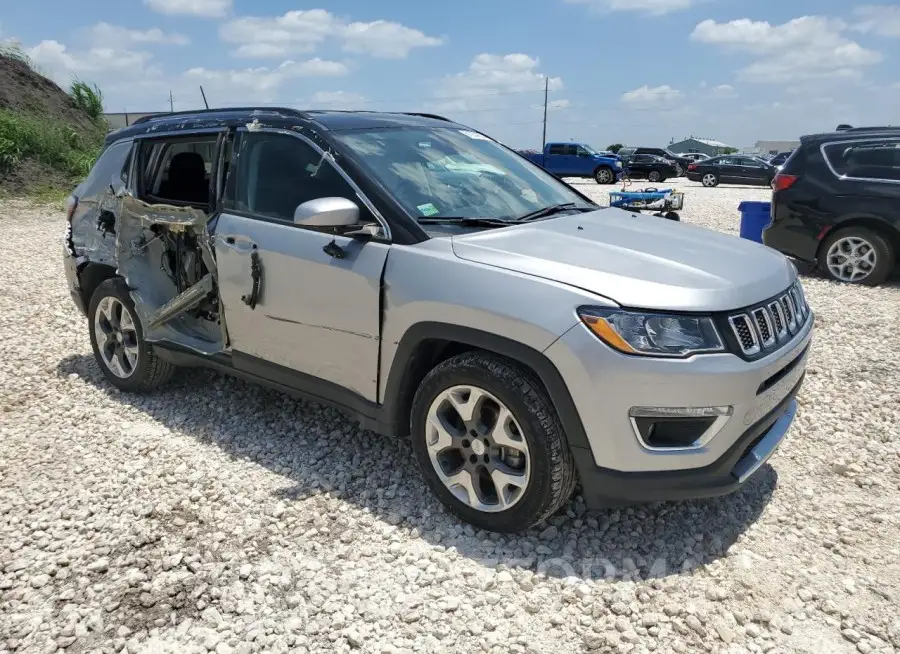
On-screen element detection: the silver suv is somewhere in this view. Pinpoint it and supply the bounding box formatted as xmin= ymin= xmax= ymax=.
xmin=63 ymin=108 xmax=813 ymax=532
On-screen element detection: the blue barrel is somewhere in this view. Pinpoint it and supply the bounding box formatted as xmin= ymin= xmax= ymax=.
xmin=737 ymin=201 xmax=772 ymax=243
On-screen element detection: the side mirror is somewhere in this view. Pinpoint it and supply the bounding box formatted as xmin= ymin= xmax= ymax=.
xmin=294 ymin=197 xmax=359 ymax=227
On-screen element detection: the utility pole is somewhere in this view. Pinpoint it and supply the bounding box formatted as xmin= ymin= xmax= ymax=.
xmin=541 ymin=76 xmax=549 ymax=167
xmin=169 ymin=90 xmax=174 ymax=113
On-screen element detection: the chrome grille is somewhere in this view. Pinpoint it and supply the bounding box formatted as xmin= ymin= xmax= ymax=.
xmin=728 ymin=282 xmax=809 ymax=356
xmin=729 ymin=314 xmax=759 ymax=355
xmin=752 ymin=308 xmax=775 ymax=346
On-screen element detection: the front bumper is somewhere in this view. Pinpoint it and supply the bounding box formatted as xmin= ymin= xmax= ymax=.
xmin=545 ymin=310 xmax=812 ymax=507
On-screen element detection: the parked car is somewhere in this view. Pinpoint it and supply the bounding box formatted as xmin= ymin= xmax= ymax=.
xmin=764 ymin=126 xmax=900 ymax=286
xmin=624 ymin=153 xmax=677 ymax=182
xmin=686 ymin=156 xmax=777 ymax=187
xmin=678 ymin=153 xmax=710 ymax=163
xmin=64 ymin=107 xmax=812 ymax=532
xmin=618 ymin=147 xmax=692 ymax=177
xmin=517 ymin=142 xmax=622 ymax=184
xmin=768 ymin=151 xmax=793 ymax=167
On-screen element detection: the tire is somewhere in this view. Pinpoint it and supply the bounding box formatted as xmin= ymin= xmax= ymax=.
xmin=648 ymin=170 xmax=662 ymax=183
xmin=410 ymin=352 xmax=577 ymax=532
xmin=664 ymin=211 xmax=680 ymax=221
xmin=88 ymin=278 xmax=176 ymax=392
xmin=818 ymin=227 xmax=895 ymax=286
xmin=701 ymin=172 xmax=719 ymax=187
xmin=594 ymin=166 xmax=615 ymax=185
xmin=674 ymin=164 xmax=684 ymax=177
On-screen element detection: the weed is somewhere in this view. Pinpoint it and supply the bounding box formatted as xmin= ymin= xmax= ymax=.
xmin=0 ymin=109 xmax=103 ymax=180
xmin=70 ymin=78 xmax=105 ymax=121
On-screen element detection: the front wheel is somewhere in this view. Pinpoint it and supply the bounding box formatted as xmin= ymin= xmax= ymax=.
xmin=410 ymin=352 xmax=576 ymax=532
xmin=648 ymin=170 xmax=662 ymax=182
xmin=701 ymin=172 xmax=719 ymax=187
xmin=594 ymin=166 xmax=615 ymax=185
xmin=819 ymin=228 xmax=895 ymax=286
xmin=88 ymin=278 xmax=175 ymax=392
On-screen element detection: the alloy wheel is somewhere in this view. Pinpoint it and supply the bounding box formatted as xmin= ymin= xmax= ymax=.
xmin=425 ymin=385 xmax=531 ymax=513
xmin=702 ymin=173 xmax=717 ymax=187
xmin=93 ymin=296 xmax=140 ymax=378
xmin=596 ymin=168 xmax=613 ymax=184
xmin=826 ymin=236 xmax=877 ymax=282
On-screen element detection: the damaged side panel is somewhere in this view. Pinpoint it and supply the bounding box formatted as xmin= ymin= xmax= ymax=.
xmin=115 ymin=196 xmax=226 ymax=356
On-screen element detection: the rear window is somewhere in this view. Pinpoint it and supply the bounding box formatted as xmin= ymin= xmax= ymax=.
xmin=823 ymin=139 xmax=900 ymax=182
xmin=76 ymin=140 xmax=132 ymax=197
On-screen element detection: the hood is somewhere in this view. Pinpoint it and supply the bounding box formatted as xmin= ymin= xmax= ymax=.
xmin=450 ymin=209 xmax=795 ymax=312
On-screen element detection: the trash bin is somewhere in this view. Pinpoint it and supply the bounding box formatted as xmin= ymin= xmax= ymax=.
xmin=737 ymin=201 xmax=772 ymax=243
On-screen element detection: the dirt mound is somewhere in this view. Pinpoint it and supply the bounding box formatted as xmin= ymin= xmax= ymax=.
xmin=0 ymin=55 xmax=104 ymax=196
xmin=0 ymin=55 xmax=97 ymax=134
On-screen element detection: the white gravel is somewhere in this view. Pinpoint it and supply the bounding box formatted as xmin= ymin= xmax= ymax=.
xmin=1 ymin=188 xmax=899 ymax=654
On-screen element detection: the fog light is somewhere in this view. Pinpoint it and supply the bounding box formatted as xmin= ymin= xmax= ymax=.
xmin=629 ymin=406 xmax=732 ymax=450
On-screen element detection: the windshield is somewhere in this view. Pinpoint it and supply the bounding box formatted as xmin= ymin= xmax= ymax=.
xmin=333 ymin=127 xmax=594 ymax=222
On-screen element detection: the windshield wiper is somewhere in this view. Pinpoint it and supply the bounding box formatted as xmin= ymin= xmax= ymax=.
xmin=418 ymin=216 xmax=515 ymax=227
xmin=515 ymin=203 xmax=595 ymax=222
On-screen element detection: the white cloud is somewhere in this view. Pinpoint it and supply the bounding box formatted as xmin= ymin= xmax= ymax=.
xmin=144 ymin=0 xmax=231 ymax=18
xmin=184 ymin=59 xmax=349 ymax=99
xmin=340 ymin=20 xmax=443 ymax=59
xmin=710 ymin=83 xmax=737 ymax=99
xmin=87 ymin=22 xmax=189 ymax=46
xmin=28 ymin=40 xmax=156 ymax=85
xmin=565 ymin=0 xmax=694 ymax=16
xmin=853 ymin=5 xmax=900 ymax=37
xmin=308 ymin=90 xmax=368 ymax=109
xmin=220 ymin=10 xmax=442 ymax=59
xmin=691 ymin=16 xmax=883 ymax=83
xmin=220 ymin=10 xmax=337 ymax=58
xmin=621 ymin=84 xmax=683 ymax=106
xmin=435 ymin=54 xmax=562 ymax=103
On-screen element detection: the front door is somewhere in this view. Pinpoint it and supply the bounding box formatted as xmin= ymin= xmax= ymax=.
xmin=214 ymin=129 xmax=390 ymax=402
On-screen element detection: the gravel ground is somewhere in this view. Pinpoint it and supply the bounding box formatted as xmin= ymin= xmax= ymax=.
xmin=1 ymin=187 xmax=899 ymax=654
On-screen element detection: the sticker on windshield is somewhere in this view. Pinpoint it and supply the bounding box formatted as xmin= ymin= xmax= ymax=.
xmin=458 ymin=130 xmax=492 ymax=141
xmin=417 ymin=202 xmax=440 ymax=217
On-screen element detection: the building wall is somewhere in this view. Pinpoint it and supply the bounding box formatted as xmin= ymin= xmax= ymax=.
xmin=755 ymin=140 xmax=800 ymax=155
xmin=103 ymin=112 xmax=161 ymax=130
xmin=669 ymin=138 xmax=724 ymax=156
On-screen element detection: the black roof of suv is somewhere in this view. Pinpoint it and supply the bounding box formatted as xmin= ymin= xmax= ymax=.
xmin=106 ymin=108 xmax=457 ymax=146
xmin=762 ymin=125 xmax=900 ymax=287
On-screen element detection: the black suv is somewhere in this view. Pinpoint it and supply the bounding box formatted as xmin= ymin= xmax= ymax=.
xmin=763 ymin=126 xmax=900 ymax=286
xmin=623 ymin=153 xmax=678 ymax=182
xmin=618 ymin=147 xmax=692 ymax=177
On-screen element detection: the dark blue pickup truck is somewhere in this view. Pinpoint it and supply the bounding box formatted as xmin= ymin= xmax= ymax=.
xmin=517 ymin=142 xmax=623 ymax=184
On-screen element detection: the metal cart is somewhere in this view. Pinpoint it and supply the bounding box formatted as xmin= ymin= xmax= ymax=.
xmin=608 ymin=187 xmax=684 ymax=221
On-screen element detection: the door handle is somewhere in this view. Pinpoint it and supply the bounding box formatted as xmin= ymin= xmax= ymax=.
xmin=220 ymin=235 xmax=253 ymax=252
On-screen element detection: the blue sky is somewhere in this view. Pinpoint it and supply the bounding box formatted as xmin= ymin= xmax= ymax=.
xmin=3 ymin=0 xmax=899 ymax=149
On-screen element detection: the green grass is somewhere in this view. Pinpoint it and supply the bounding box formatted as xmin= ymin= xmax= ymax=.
xmin=0 ymin=42 xmax=35 ymax=70
xmin=0 ymin=109 xmax=103 ymax=181
xmin=69 ymin=78 xmax=104 ymax=121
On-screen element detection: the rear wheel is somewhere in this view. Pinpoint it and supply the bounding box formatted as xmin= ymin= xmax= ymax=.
xmin=594 ymin=166 xmax=615 ymax=185
xmin=648 ymin=170 xmax=662 ymax=182
xmin=674 ymin=163 xmax=684 ymax=177
xmin=88 ymin=278 xmax=175 ymax=392
xmin=820 ymin=227 xmax=894 ymax=286
xmin=410 ymin=352 xmax=576 ymax=532
xmin=702 ymin=172 xmax=719 ymax=187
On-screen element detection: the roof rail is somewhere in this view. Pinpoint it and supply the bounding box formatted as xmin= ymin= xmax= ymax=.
xmin=844 ymin=125 xmax=899 ymax=132
xmin=401 ymin=112 xmax=453 ymax=122
xmin=131 ymin=107 xmax=309 ymax=125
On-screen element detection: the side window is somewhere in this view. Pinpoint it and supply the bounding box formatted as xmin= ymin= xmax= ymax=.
xmin=824 ymin=140 xmax=900 ymax=181
xmin=230 ymin=132 xmax=366 ymax=224
xmin=562 ymin=145 xmax=578 ymax=156
xmin=138 ymin=136 xmax=218 ymax=206
xmin=576 ymin=146 xmax=590 ymax=157
xmin=548 ymin=144 xmax=566 ymax=155
xmin=76 ymin=141 xmax=132 ymax=197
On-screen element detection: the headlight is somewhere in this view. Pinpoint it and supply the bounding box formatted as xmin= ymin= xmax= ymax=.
xmin=578 ymin=307 xmax=725 ymax=357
